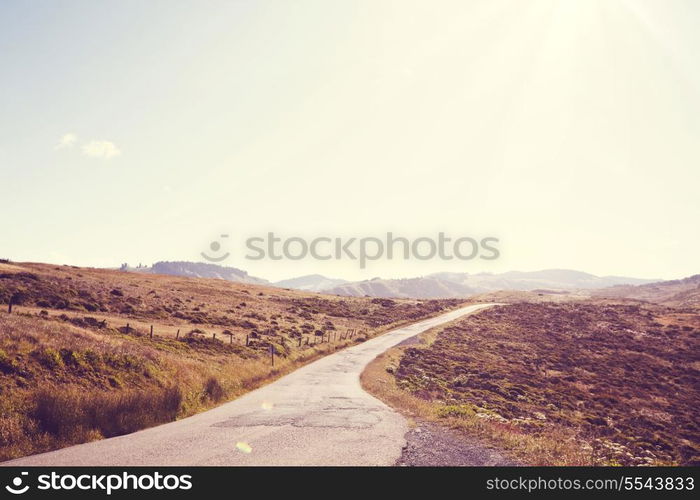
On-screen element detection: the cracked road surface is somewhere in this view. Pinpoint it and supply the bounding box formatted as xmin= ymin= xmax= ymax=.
xmin=4 ymin=304 xmax=493 ymax=466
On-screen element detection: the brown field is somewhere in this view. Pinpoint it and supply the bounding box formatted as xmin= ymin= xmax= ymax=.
xmin=0 ymin=262 xmax=463 ymax=461
xmin=363 ymin=302 xmax=700 ymax=465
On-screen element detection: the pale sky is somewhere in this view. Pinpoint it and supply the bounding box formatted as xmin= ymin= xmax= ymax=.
xmin=1 ymin=0 xmax=698 ymax=282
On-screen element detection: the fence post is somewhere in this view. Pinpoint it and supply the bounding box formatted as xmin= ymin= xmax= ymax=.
xmin=270 ymin=344 xmax=274 ymax=367
xmin=213 ymin=333 xmax=216 ymax=340
xmin=176 ymin=329 xmax=180 ymax=339
xmin=298 ymin=337 xmax=302 ymax=347
xmin=150 ymin=325 xmax=153 ymax=338
xmin=230 ymin=334 xmax=233 ymax=344
xmin=246 ymin=334 xmax=249 ymax=346
xmin=7 ymin=298 xmax=12 ymax=314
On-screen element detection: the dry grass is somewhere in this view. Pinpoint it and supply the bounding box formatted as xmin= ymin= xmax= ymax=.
xmin=0 ymin=313 xmax=430 ymax=461
xmin=362 ymin=302 xmax=700 ymax=466
xmin=362 ymin=327 xmax=591 ymax=465
xmin=0 ymin=262 xmax=464 ymax=461
xmin=0 ymin=262 xmax=461 ymax=345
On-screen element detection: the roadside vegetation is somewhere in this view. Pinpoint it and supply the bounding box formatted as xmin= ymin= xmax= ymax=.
xmin=0 ymin=262 xmax=462 ymax=461
xmin=363 ymin=302 xmax=699 ymax=465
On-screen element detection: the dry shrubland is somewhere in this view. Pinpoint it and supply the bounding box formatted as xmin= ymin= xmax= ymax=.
xmin=0 ymin=263 xmax=462 ymax=461
xmin=364 ymin=302 xmax=700 ymax=465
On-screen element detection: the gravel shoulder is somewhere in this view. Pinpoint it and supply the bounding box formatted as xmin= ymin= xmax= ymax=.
xmin=397 ymin=420 xmax=515 ymax=466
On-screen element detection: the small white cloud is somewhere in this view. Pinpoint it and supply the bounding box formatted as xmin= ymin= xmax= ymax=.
xmin=82 ymin=140 xmax=121 ymax=159
xmin=55 ymin=133 xmax=77 ymax=149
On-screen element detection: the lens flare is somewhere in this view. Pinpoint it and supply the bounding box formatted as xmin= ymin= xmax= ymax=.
xmin=261 ymin=401 xmax=274 ymax=410
xmin=236 ymin=442 xmax=252 ymax=454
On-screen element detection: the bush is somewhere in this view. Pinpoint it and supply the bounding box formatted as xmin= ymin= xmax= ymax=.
xmin=451 ymin=374 xmax=471 ymax=388
xmin=0 ymin=349 xmax=16 ymax=374
xmin=102 ymin=353 xmax=143 ymax=371
xmin=204 ymin=377 xmax=225 ymax=402
xmin=437 ymin=404 xmax=477 ymax=418
xmin=34 ymin=348 xmax=63 ymax=369
xmin=60 ymin=349 xmax=88 ymax=369
xmin=80 ymin=350 xmax=100 ymax=368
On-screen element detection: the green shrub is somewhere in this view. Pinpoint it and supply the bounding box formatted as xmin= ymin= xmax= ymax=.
xmin=60 ymin=349 xmax=88 ymax=369
xmin=83 ymin=349 xmax=102 ymax=368
xmin=102 ymin=353 xmax=143 ymax=371
xmin=34 ymin=348 xmax=63 ymax=369
xmin=437 ymin=404 xmax=477 ymax=418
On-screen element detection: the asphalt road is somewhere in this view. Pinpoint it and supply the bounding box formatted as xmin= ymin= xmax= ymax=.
xmin=4 ymin=304 xmax=493 ymax=466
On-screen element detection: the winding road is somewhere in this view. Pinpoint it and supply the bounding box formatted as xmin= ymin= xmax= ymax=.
xmin=4 ymin=303 xmax=493 ymax=466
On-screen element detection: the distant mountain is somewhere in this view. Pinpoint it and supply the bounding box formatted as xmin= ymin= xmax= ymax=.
xmin=325 ymin=276 xmax=478 ymax=299
xmin=591 ymin=274 xmax=700 ymax=307
xmin=323 ymin=269 xmax=658 ymax=299
xmin=274 ymin=274 xmax=348 ymax=292
xmin=129 ymin=261 xmax=269 ymax=285
xmin=430 ymin=269 xmax=657 ymax=292
xmin=121 ymin=262 xmax=661 ymax=300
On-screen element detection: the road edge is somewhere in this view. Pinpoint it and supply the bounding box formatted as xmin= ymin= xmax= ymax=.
xmin=359 ymin=304 xmax=520 ymax=466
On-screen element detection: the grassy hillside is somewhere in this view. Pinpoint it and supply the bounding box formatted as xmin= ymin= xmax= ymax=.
xmin=590 ymin=274 xmax=700 ymax=308
xmin=364 ymin=302 xmax=699 ymax=465
xmin=0 ymin=262 xmax=462 ymax=461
